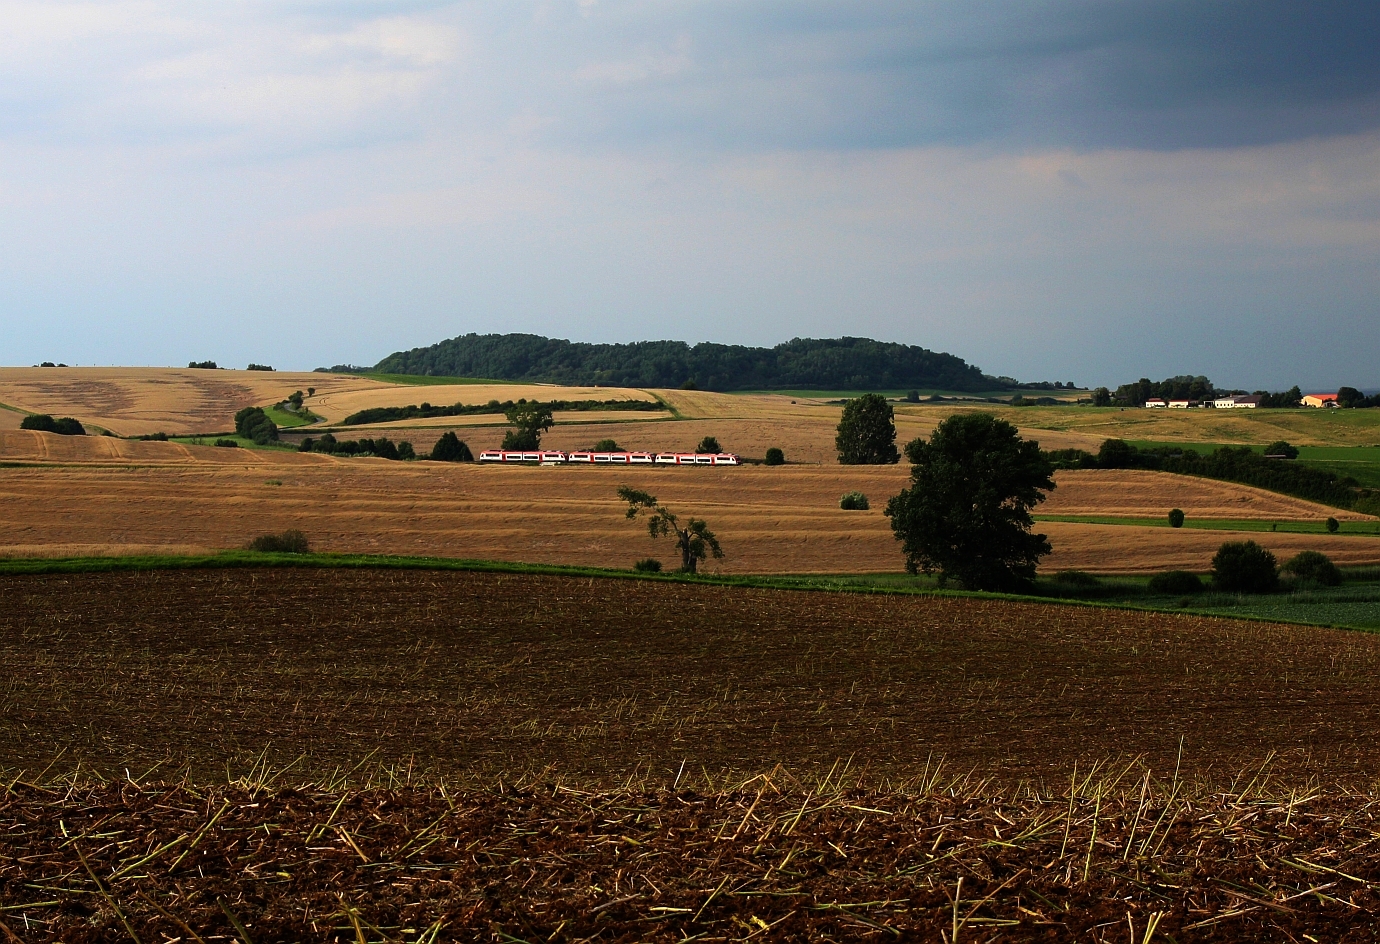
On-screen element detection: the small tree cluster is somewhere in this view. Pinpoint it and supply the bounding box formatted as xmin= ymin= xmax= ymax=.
xmin=429 ymin=432 xmax=474 ymax=462
xmin=20 ymin=415 xmax=86 ymax=435
xmin=1282 ymin=550 xmax=1342 ymax=587
xmin=247 ymin=364 xmax=275 ymax=371
xmin=188 ymin=361 xmax=218 ymax=369
xmin=1264 ymin=441 xmax=1299 ymax=459
xmin=299 ymin=434 xmax=414 ymax=460
xmin=233 ymin=407 xmax=278 ymax=444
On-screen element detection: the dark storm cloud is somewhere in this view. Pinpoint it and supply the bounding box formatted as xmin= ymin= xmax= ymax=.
xmin=550 ymin=0 xmax=1380 ymax=150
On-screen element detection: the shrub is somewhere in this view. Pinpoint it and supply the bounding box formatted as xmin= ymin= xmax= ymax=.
xmin=247 ymin=529 xmax=309 ymax=553
xmin=429 ymin=432 xmax=474 ymax=462
xmin=1211 ymin=540 xmax=1279 ymax=593
xmin=139 ymin=432 xmax=169 ymax=441
xmin=214 ymin=439 xmax=239 ymax=448
xmin=839 ymin=491 xmax=869 ymax=510
xmin=1168 ymin=508 xmax=1185 ymax=528
xmin=397 ymin=441 xmax=416 ymax=461
xmin=1053 ymin=570 xmax=1100 ymax=589
xmin=246 ymin=363 xmax=275 ymax=371
xmin=1265 ymin=440 xmax=1299 ymax=459
xmin=1148 ymin=570 xmax=1204 ymax=594
xmin=20 ymin=414 xmax=85 ymax=435
xmin=633 ymin=558 xmax=663 ymax=573
xmin=764 ymin=447 xmax=785 ymax=466
xmin=188 ymin=360 xmax=218 ymax=369
xmin=906 ymin=390 xmax=920 ymax=403
xmin=696 ymin=436 xmax=722 ymax=454
xmin=1282 ymin=550 xmax=1342 ymax=587
xmin=1327 ymin=517 xmax=1340 ymax=533
xmin=593 ymin=439 xmax=622 ymax=451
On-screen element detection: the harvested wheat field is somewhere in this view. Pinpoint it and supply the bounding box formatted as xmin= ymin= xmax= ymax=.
xmin=1042 ymin=469 xmax=1376 ymax=520
xmin=7 ymin=570 xmax=1380 ymax=940
xmin=2 ymin=434 xmax=1377 ymax=572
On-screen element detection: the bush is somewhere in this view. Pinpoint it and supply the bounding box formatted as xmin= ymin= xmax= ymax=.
xmin=1053 ymin=570 xmax=1100 ymax=589
xmin=20 ymin=414 xmax=85 ymax=435
xmin=1211 ymin=540 xmax=1279 ymax=593
xmin=593 ymin=439 xmax=622 ymax=451
xmin=246 ymin=363 xmax=275 ymax=371
xmin=696 ymin=436 xmax=722 ymax=454
xmin=839 ymin=491 xmax=869 ymax=510
xmin=1265 ymin=440 xmax=1299 ymax=459
xmin=906 ymin=390 xmax=920 ymax=403
xmin=1327 ymin=517 xmax=1340 ymax=533
xmin=1282 ymin=550 xmax=1342 ymax=587
xmin=247 ymin=529 xmax=310 ymax=553
xmin=214 ymin=439 xmax=239 ymax=448
xmin=764 ymin=447 xmax=785 ymax=466
xmin=1148 ymin=570 xmax=1204 ymax=594
xmin=633 ymin=558 xmax=663 ymax=573
xmin=429 ymin=432 xmax=474 ymax=462
xmin=139 ymin=432 xmax=169 ymax=441
xmin=1168 ymin=508 xmax=1185 ymax=528
xmin=397 ymin=441 xmax=416 ymax=460
xmin=188 ymin=360 xmax=218 ymax=369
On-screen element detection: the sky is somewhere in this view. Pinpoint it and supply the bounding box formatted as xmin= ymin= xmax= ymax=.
xmin=2 ymin=1 xmax=1377 ymax=389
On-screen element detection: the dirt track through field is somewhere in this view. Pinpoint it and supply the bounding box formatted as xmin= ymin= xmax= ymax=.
xmin=2 ymin=433 xmax=1377 ymax=572
xmin=7 ymin=568 xmax=1380 ymax=785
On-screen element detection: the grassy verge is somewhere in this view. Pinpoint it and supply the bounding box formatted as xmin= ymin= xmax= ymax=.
xmin=1036 ymin=514 xmax=1380 ymax=535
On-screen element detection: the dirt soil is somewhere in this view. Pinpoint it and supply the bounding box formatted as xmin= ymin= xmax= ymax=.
xmin=7 ymin=569 xmax=1380 ymax=941
xmin=6 ymin=568 xmax=1380 ymax=785
xmin=5 ymin=780 xmax=1380 ymax=943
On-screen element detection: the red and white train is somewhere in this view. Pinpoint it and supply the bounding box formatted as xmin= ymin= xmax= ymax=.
xmin=478 ymin=450 xmax=740 ymax=466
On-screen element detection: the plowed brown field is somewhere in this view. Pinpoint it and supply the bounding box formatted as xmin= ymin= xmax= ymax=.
xmin=7 ymin=569 xmax=1380 ymax=942
xmin=2 ymin=432 xmax=1377 ymax=572
xmin=7 ymin=568 xmax=1380 ymax=783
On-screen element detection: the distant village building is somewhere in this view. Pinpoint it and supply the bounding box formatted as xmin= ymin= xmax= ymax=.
xmin=1212 ymin=395 xmax=1262 ymax=409
xmin=1144 ymin=398 xmax=1168 ymax=408
xmin=1168 ymin=399 xmax=1192 ymax=409
xmin=1302 ymin=393 xmax=1339 ymax=408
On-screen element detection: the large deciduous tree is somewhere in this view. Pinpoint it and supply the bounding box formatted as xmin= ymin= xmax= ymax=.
xmin=884 ymin=413 xmax=1056 ymax=591
xmin=835 ymin=394 xmax=899 ymax=464
xmin=618 ymin=486 xmax=723 ymax=574
xmin=501 ymin=401 xmax=554 ymax=450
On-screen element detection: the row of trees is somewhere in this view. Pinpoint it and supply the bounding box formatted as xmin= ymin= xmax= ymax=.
xmin=342 ymin=397 xmax=661 ymax=427
xmin=20 ymin=414 xmax=86 ymax=435
xmin=370 ymin=333 xmax=1002 ymax=392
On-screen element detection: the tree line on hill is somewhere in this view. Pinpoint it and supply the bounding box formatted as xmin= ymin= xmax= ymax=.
xmin=341 ymin=397 xmax=662 ymax=426
xmin=1091 ymin=376 xmax=1378 ymax=408
xmin=357 ymin=333 xmax=1013 ymax=392
xmin=20 ymin=415 xmax=86 ymax=435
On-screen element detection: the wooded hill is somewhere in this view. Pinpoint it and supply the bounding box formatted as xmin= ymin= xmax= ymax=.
xmin=367 ymin=334 xmax=1006 ymax=392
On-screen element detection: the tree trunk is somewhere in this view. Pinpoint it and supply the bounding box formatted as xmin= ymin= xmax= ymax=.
xmin=679 ymin=530 xmax=697 ymax=573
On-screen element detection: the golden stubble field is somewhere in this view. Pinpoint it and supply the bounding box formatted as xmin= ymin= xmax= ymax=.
xmin=2 ymin=432 xmax=1375 ymax=572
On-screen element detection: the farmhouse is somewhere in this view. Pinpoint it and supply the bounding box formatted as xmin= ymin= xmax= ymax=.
xmin=1144 ymin=398 xmax=1168 ymax=408
xmin=1302 ymin=393 xmax=1339 ymax=408
xmin=1212 ymin=395 xmax=1262 ymax=409
xmin=1168 ymin=399 xmax=1193 ymax=409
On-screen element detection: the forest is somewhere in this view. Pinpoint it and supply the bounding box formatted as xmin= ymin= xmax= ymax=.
xmin=365 ymin=334 xmax=1006 ymax=392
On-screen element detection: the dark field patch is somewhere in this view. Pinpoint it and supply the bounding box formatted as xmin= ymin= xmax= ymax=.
xmin=5 ymin=569 xmax=1380 ymax=785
